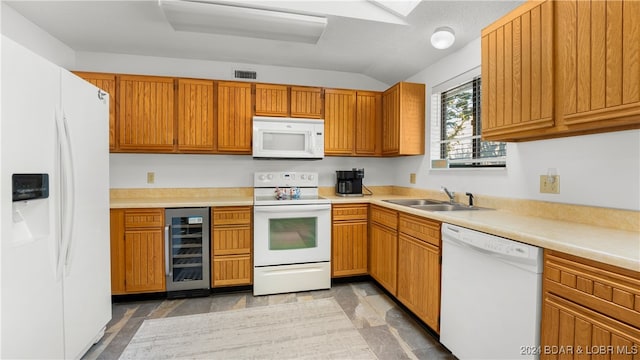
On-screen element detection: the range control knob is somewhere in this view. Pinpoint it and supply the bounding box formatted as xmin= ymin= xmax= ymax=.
xmin=259 ymin=175 xmax=266 ymax=181
xmin=300 ymin=174 xmax=307 ymax=180
xmin=308 ymin=174 xmax=314 ymax=181
xmin=267 ymin=174 xmax=273 ymax=180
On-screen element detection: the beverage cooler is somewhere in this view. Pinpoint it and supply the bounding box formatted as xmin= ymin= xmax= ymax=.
xmin=165 ymin=208 xmax=210 ymax=293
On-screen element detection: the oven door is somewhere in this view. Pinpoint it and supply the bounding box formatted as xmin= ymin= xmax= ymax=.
xmin=254 ymin=204 xmax=331 ymax=267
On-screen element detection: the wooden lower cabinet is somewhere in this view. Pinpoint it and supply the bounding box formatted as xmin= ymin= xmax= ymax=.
xmin=110 ymin=208 xmax=166 ymax=295
xmin=541 ymin=250 xmax=640 ymax=359
xmin=369 ymin=206 xmax=399 ymax=295
xmin=123 ymin=230 xmax=165 ymax=293
xmin=211 ymin=206 xmax=253 ymax=287
xmin=542 ymin=293 xmax=640 ymax=360
xmin=396 ymin=213 xmax=442 ymax=333
xmin=331 ymin=204 xmax=368 ymax=277
xmin=212 ymin=255 xmax=252 ymax=287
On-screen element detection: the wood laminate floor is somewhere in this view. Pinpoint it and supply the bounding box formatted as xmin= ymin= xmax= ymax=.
xmin=83 ymin=281 xmax=454 ymax=359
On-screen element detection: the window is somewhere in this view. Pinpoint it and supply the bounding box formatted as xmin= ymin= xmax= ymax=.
xmin=431 ymin=73 xmax=506 ymax=168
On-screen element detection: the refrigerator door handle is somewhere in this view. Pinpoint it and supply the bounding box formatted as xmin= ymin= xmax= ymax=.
xmin=53 ymin=110 xmax=65 ymax=280
xmin=60 ymin=112 xmax=76 ymax=271
xmin=165 ymin=225 xmax=172 ymax=277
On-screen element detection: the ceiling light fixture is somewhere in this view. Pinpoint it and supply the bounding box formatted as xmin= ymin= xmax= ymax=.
xmin=430 ymin=26 xmax=455 ymax=50
xmin=159 ymin=0 xmax=328 ymax=44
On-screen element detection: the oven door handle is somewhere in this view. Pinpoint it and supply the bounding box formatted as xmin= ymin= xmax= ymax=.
xmin=254 ymin=204 xmax=331 ymax=213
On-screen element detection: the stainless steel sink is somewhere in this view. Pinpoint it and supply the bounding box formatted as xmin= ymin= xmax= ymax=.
xmin=410 ymin=204 xmax=482 ymax=211
xmin=383 ymin=198 xmax=491 ymax=212
xmin=383 ymin=199 xmax=447 ymax=206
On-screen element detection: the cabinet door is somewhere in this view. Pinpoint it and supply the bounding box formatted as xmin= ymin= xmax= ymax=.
xmin=118 ymin=75 xmax=175 ymax=151
xmin=73 ymin=72 xmax=117 ymax=151
xmin=397 ymin=234 xmax=441 ymax=333
xmin=356 ymin=91 xmax=382 ymax=156
xmin=216 ymin=81 xmax=252 ymax=153
xmin=332 ymin=221 xmax=368 ymax=277
xmin=177 ymin=79 xmax=215 ymax=152
xmin=541 ymin=293 xmax=640 ymax=360
xmin=369 ymin=223 xmax=398 ymax=295
xmin=290 ymin=86 xmax=323 ymax=118
xmin=557 ymin=0 xmax=640 ymax=131
xmin=212 ymin=255 xmax=252 ymax=287
xmin=255 ymin=83 xmax=288 ymax=117
xmin=212 ymin=227 xmax=252 ymax=256
xmin=109 ymin=209 xmax=126 ymax=295
xmin=481 ymin=0 xmax=554 ymax=140
xmin=382 ymin=82 xmax=425 ymax=155
xmin=124 ymin=229 xmax=165 ymax=293
xmin=382 ymin=84 xmax=401 ymax=154
xmin=324 ymin=89 xmax=356 ymax=155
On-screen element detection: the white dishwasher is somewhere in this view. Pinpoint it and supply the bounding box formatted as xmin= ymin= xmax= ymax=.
xmin=440 ymin=223 xmax=543 ymax=360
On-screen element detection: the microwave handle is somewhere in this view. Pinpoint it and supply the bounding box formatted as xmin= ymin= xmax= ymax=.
xmin=310 ymin=131 xmax=315 ymax=151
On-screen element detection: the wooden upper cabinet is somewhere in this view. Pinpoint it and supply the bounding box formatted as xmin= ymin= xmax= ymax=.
xmin=382 ymin=82 xmax=425 ymax=156
xmin=290 ymin=86 xmax=323 ymax=118
xmin=556 ymin=0 xmax=640 ymax=131
xmin=324 ymin=89 xmax=356 ymax=155
xmin=118 ymin=75 xmax=175 ymax=152
xmin=216 ymin=81 xmax=252 ymax=153
xmin=482 ymin=0 xmax=640 ymax=141
xmin=355 ymin=91 xmax=382 ymax=156
xmin=177 ymin=79 xmax=215 ymax=153
xmin=255 ymin=83 xmax=288 ymax=117
xmin=73 ymin=72 xmax=117 ymax=151
xmin=481 ymin=0 xmax=554 ymax=141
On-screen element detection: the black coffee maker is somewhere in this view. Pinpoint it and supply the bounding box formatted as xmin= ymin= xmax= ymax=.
xmin=335 ymin=168 xmax=365 ymax=197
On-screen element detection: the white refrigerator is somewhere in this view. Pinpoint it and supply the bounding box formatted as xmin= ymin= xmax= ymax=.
xmin=1 ymin=36 xmax=112 ymax=359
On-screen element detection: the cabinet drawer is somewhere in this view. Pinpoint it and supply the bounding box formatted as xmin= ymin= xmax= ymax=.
xmin=212 ymin=227 xmax=251 ymax=255
xmin=332 ymin=204 xmax=368 ymax=222
xmin=398 ymin=213 xmax=441 ymax=247
xmin=544 ymin=251 xmax=640 ymax=328
xmin=212 ymin=254 xmax=252 ymax=287
xmin=542 ymin=292 xmax=640 ymax=357
xmin=370 ymin=205 xmax=398 ymax=230
xmin=212 ymin=206 xmax=252 ymax=226
xmin=124 ymin=209 xmax=164 ymax=228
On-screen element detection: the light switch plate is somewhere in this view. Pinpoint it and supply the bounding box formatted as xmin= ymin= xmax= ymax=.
xmin=147 ymin=172 xmax=155 ymax=184
xmin=409 ymin=173 xmax=416 ymax=184
xmin=539 ymin=175 xmax=559 ymax=194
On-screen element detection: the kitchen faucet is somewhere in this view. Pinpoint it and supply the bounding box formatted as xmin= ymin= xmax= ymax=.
xmin=442 ymin=187 xmax=455 ymax=204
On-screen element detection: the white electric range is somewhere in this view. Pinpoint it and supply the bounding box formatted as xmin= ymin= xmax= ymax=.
xmin=253 ymin=172 xmax=331 ymax=296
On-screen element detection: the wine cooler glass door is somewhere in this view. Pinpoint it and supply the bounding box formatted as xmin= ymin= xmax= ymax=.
xmin=165 ymin=208 xmax=210 ymax=291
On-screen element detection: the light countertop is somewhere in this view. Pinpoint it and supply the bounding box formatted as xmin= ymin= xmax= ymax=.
xmin=111 ymin=193 xmax=640 ymax=272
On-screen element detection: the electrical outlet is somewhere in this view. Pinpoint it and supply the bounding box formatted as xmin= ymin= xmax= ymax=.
xmin=539 ymin=175 xmax=560 ymax=194
xmin=147 ymin=172 xmax=155 ymax=184
xmin=409 ymin=173 xmax=416 ymax=184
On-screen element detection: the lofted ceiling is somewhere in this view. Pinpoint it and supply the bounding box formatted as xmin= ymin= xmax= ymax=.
xmin=6 ymin=0 xmax=524 ymax=85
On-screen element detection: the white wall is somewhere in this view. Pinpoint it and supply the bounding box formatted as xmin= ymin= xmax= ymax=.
xmin=0 ymin=3 xmax=75 ymax=68
xmin=400 ymin=38 xmax=640 ymax=211
xmin=109 ymin=154 xmax=396 ymax=189
xmin=74 ymin=51 xmax=389 ymax=90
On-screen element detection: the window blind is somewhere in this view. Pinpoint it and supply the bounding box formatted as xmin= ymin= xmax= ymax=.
xmin=430 ymin=70 xmax=506 ymax=168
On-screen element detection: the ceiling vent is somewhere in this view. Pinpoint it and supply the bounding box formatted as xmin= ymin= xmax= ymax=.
xmin=234 ymin=70 xmax=257 ymax=80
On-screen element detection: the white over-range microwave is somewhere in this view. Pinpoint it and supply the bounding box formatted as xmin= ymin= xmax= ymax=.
xmin=252 ymin=116 xmax=324 ymax=159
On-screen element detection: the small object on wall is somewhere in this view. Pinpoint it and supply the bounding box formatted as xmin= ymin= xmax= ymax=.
xmin=147 ymin=172 xmax=155 ymax=184
xmin=539 ymin=174 xmax=560 ymax=194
